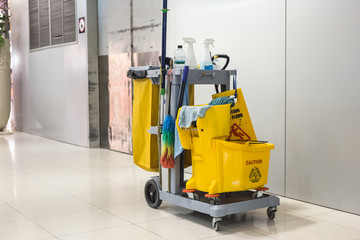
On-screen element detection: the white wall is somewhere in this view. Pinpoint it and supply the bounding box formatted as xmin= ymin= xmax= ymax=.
xmin=168 ymin=0 xmax=286 ymax=195
xmin=168 ymin=0 xmax=360 ymax=215
xmin=286 ymin=0 xmax=360 ymax=215
xmin=11 ymin=0 xmax=90 ymax=147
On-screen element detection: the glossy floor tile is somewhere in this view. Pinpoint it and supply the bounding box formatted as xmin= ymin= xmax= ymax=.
xmin=59 ymin=225 xmax=166 ymax=240
xmin=0 ymin=132 xmax=359 ymax=240
xmin=313 ymin=211 xmax=360 ymax=232
xmin=205 ymin=230 xmax=275 ymax=240
xmin=0 ymin=205 xmax=27 ymax=223
xmin=31 ymin=209 xmax=130 ymax=236
xmin=0 ymin=219 xmax=54 ymax=240
xmin=250 ymin=217 xmax=360 ymax=240
xmin=104 ymin=201 xmax=192 ymax=224
xmin=8 ymin=196 xmax=97 ymax=218
xmin=137 ymin=213 xmax=244 ymax=240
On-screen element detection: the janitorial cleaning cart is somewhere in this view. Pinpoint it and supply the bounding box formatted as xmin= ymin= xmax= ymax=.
xmin=129 ymin=67 xmax=280 ymax=231
xmin=127 ymin=0 xmax=279 ymax=231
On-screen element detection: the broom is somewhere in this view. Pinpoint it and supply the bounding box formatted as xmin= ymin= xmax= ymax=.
xmin=159 ymin=0 xmax=174 ymax=168
xmin=160 ymin=72 xmax=175 ymax=168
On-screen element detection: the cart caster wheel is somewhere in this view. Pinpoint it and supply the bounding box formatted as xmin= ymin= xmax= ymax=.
xmin=144 ymin=179 xmax=162 ymax=209
xmin=210 ymin=197 xmax=220 ymax=205
xmin=252 ymin=190 xmax=266 ymax=199
xmin=251 ymin=192 xmax=258 ymax=199
xmin=212 ymin=218 xmax=222 ymax=231
xmin=193 ymin=193 xmax=200 ymax=201
xmin=267 ymin=207 xmax=277 ymax=220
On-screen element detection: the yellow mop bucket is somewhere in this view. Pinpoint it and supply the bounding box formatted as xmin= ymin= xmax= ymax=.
xmin=186 ymin=138 xmax=274 ymax=194
xmin=216 ymin=140 xmax=274 ymax=192
xmin=177 ymin=103 xmax=275 ymax=194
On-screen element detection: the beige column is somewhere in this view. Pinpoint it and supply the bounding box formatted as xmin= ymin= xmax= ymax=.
xmin=0 ymin=39 xmax=11 ymax=131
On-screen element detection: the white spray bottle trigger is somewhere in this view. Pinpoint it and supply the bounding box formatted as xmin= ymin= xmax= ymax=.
xmin=203 ymin=39 xmax=215 ymax=48
xmin=183 ymin=37 xmax=196 ymax=46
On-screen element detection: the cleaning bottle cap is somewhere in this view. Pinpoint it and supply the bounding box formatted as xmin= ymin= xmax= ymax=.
xmin=183 ymin=37 xmax=196 ymax=45
xmin=203 ymin=38 xmax=214 ymax=48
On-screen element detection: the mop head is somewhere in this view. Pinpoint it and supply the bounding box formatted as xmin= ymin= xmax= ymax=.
xmin=161 ymin=115 xmax=175 ymax=168
xmin=209 ymin=96 xmax=235 ymax=107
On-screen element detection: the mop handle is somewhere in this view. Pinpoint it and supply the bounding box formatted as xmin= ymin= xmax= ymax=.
xmin=176 ymin=66 xmax=189 ymax=114
xmin=160 ymin=0 xmax=168 ymax=92
xmin=181 ymin=66 xmax=189 ymax=83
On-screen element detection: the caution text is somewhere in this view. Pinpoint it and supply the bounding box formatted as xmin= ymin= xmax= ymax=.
xmin=246 ymin=159 xmax=262 ymax=165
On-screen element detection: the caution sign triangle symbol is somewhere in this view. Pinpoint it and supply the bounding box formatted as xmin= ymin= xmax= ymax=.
xmin=228 ymin=123 xmax=251 ymax=141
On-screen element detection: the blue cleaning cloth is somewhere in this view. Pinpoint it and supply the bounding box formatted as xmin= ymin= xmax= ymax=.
xmin=174 ymin=105 xmax=212 ymax=159
xmin=177 ymin=105 xmax=212 ymax=128
xmin=174 ymin=127 xmax=182 ymax=159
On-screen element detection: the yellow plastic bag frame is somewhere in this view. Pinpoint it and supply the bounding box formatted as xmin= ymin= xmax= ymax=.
xmin=132 ymin=78 xmax=159 ymax=172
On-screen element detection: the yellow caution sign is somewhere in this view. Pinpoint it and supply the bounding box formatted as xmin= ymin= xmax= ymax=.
xmin=212 ymin=88 xmax=257 ymax=141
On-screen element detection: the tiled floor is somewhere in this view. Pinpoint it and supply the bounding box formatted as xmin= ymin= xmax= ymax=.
xmin=0 ymin=133 xmax=359 ymax=240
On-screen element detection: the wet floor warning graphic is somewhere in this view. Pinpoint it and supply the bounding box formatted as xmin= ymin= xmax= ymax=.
xmin=228 ymin=123 xmax=251 ymax=141
xmin=249 ymin=167 xmax=261 ymax=183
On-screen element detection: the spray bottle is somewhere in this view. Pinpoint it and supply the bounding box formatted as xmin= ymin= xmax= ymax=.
xmin=183 ymin=37 xmax=197 ymax=69
xmin=199 ymin=38 xmax=214 ymax=70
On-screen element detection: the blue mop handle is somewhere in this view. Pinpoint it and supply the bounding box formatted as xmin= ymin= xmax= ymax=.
xmin=177 ymin=66 xmax=189 ymax=115
xmin=161 ymin=0 xmax=168 ymax=92
xmin=181 ymin=66 xmax=189 ymax=82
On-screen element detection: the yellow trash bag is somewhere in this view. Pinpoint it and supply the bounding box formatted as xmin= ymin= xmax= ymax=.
xmin=212 ymin=88 xmax=257 ymax=141
xmin=133 ymin=78 xmax=159 ymax=172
